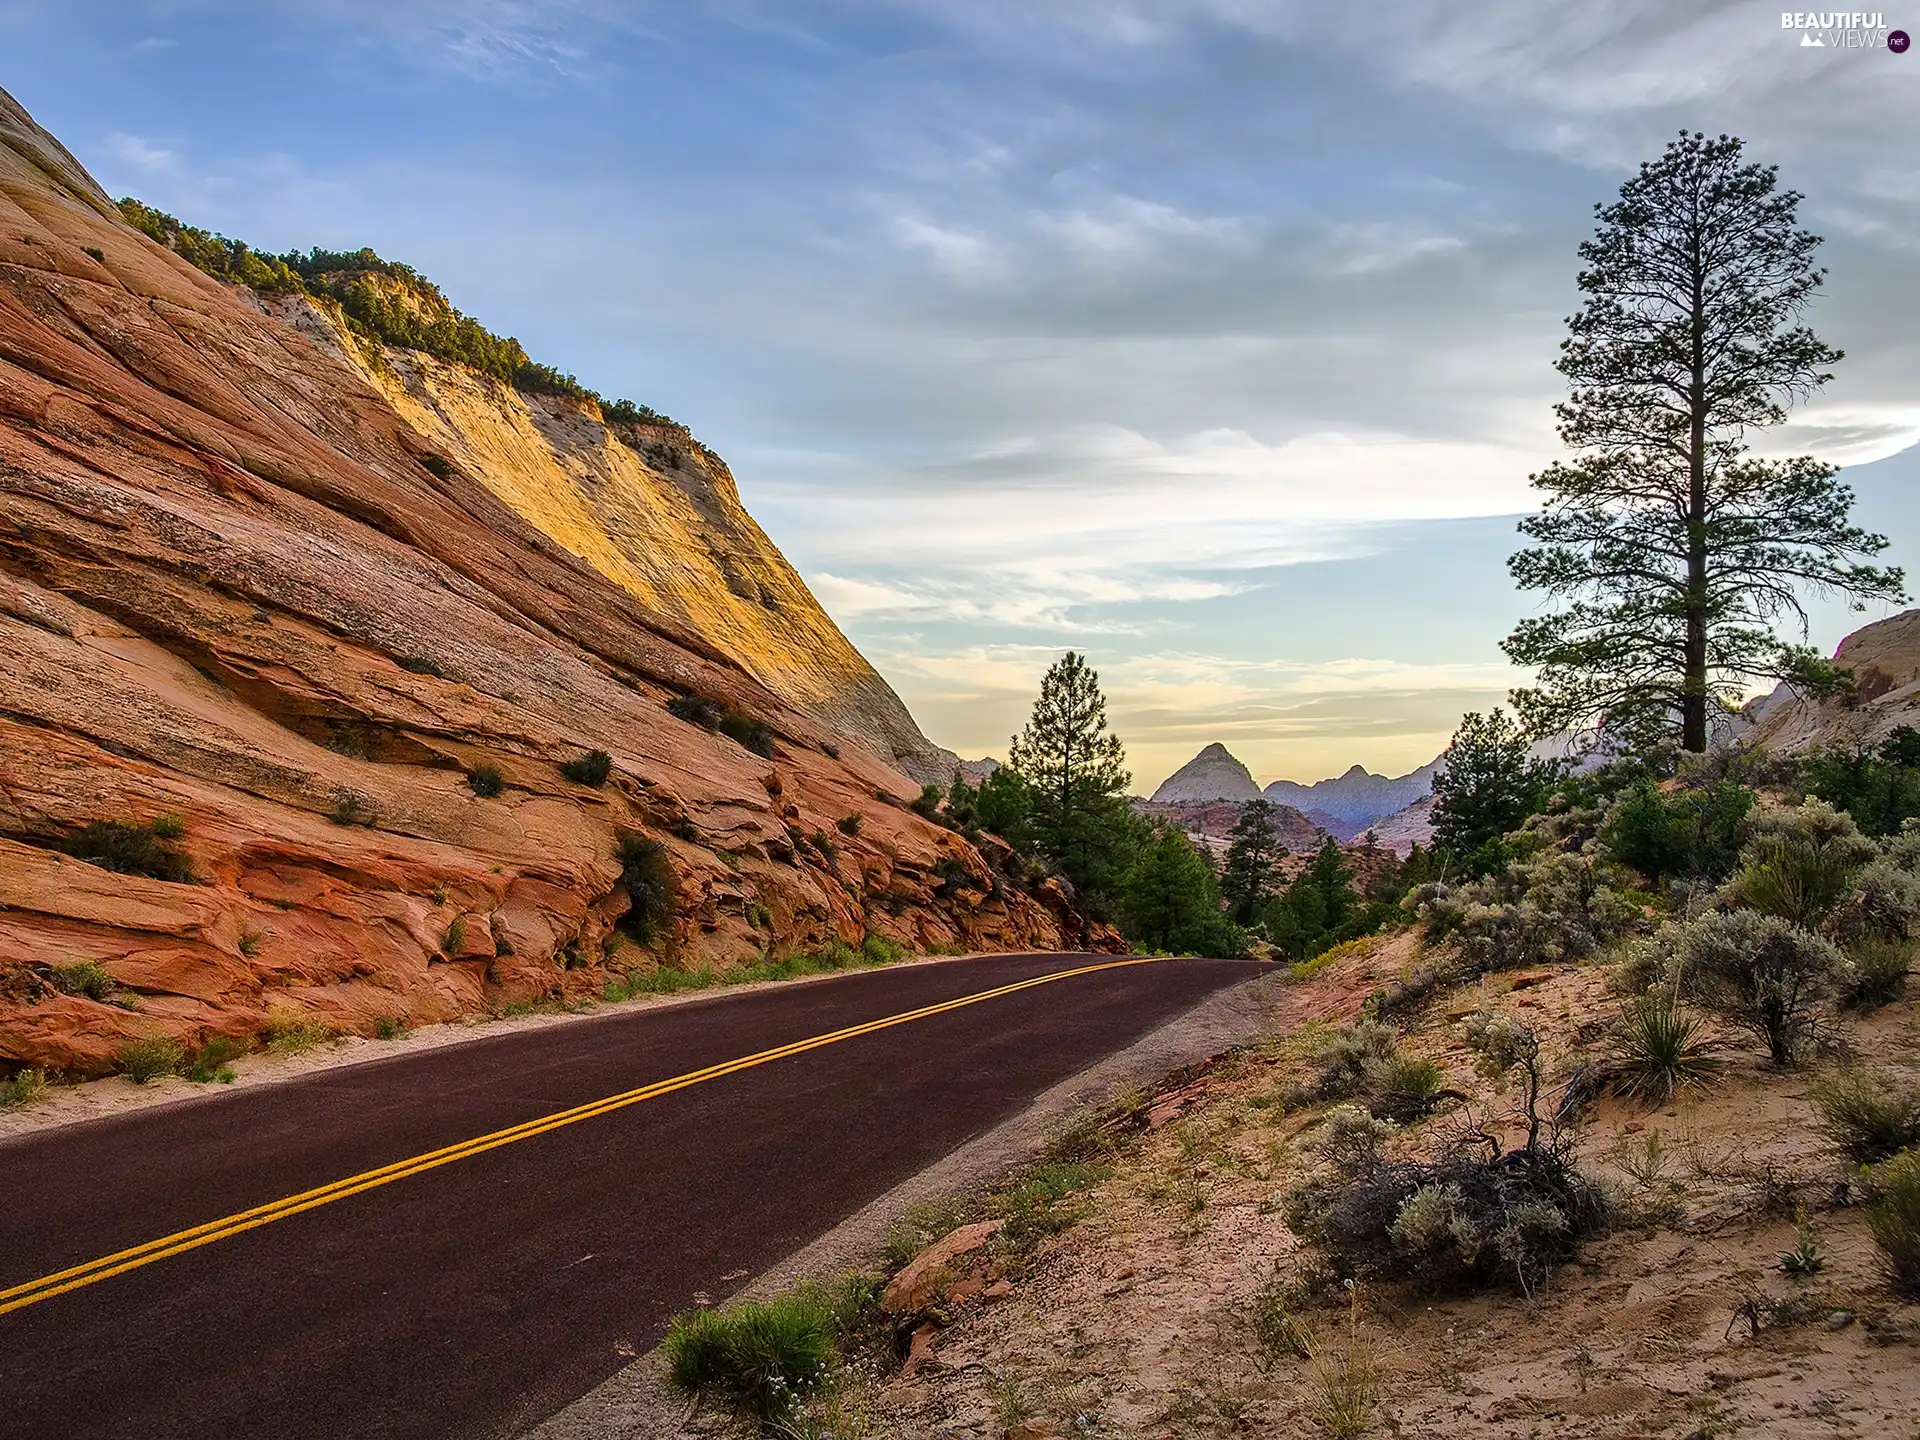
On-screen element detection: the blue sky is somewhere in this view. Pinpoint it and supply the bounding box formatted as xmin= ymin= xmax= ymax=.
xmin=7 ymin=2 xmax=1917 ymax=789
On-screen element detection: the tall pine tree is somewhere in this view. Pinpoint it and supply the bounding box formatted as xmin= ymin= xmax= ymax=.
xmin=1505 ymin=132 xmax=1904 ymax=751
xmin=1008 ymin=652 xmax=1134 ymax=901
xmin=1220 ymin=798 xmax=1286 ymax=924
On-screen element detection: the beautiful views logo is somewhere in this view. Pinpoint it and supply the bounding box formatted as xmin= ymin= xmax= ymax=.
xmin=1780 ymin=11 xmax=1906 ymax=48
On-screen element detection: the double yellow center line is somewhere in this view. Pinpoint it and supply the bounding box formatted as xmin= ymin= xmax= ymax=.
xmin=0 ymin=956 xmax=1161 ymax=1318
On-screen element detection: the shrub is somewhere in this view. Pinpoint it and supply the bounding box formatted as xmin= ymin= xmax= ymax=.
xmin=615 ymin=832 xmax=676 ymax=942
xmin=669 ymin=694 xmax=775 ymax=757
xmin=398 ymin=655 xmax=443 ymax=676
xmin=186 ymin=1034 xmax=247 ymax=1083
xmin=1609 ymin=989 xmax=1720 ymax=1102
xmin=1299 ymin=1021 xmax=1399 ymax=1104
xmin=560 ymin=749 xmax=613 ymax=786
xmin=1673 ymin=909 xmax=1841 ymax=1066
xmin=662 ymin=1290 xmax=836 ymax=1431
xmin=328 ymin=790 xmax=371 ymax=826
xmin=48 ymin=960 xmax=119 ymax=1001
xmin=911 ymin=784 xmax=943 ymax=819
xmin=263 ymin=1010 xmax=334 ymax=1055
xmin=374 ymin=1015 xmax=409 ymax=1040
xmin=1409 ymin=851 xmax=1643 ymax=977
xmin=117 ymin=1033 xmax=185 ymax=1083
xmin=1802 ymin=727 xmax=1920 ymax=835
xmin=1727 ymin=799 xmax=1875 ymax=927
xmin=1838 ymin=936 xmax=1913 ymax=1011
xmin=668 ymin=694 xmax=724 ymax=729
xmin=1364 ymin=1053 xmax=1445 ymax=1124
xmin=1827 ymin=861 xmax=1920 ymax=952
xmin=1811 ymin=1066 xmax=1920 ymax=1163
xmin=1602 ymin=778 xmax=1753 ymax=884
xmin=858 ymin=934 xmax=904 ymax=965
xmin=1868 ymin=1150 xmax=1920 ymax=1294
xmin=0 ymin=1067 xmax=49 ymax=1108
xmin=54 ymin=819 xmax=194 ymax=883
xmin=467 ymin=764 xmax=505 ymax=798
xmin=835 ymin=814 xmax=861 ymax=837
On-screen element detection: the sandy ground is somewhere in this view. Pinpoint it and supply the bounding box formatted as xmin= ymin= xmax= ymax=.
xmin=0 ymin=951 xmax=1013 ymax=1142
xmin=856 ymin=936 xmax=1920 ymax=1439
xmin=526 ymin=969 xmax=1285 ymax=1440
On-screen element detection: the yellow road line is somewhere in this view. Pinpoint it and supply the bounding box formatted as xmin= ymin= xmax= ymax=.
xmin=1 ymin=956 xmax=1164 ymax=1318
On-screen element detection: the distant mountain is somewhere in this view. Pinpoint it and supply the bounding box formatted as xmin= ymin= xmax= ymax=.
xmin=1150 ymin=743 xmax=1264 ymax=803
xmin=1262 ymin=760 xmax=1440 ymax=829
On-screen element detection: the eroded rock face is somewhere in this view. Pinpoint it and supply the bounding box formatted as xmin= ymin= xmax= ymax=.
xmin=0 ymin=87 xmax=1103 ymax=1076
xmin=1742 ymin=609 xmax=1920 ymax=755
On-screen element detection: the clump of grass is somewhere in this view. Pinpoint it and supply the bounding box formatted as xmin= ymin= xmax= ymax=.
xmin=1250 ymin=1273 xmax=1314 ymax=1362
xmin=1868 ymin=1150 xmax=1920 ymax=1294
xmin=561 ymin=749 xmax=613 ymax=786
xmin=467 ymin=763 xmax=505 ymax=798
xmin=1 ymin=1067 xmax=50 ymax=1108
xmin=373 ymin=1015 xmax=409 ymax=1040
xmin=1810 ymin=1065 xmax=1920 ymax=1163
xmin=1308 ymin=1290 xmax=1381 ymax=1439
xmin=1609 ymin=989 xmax=1720 ymax=1103
xmin=186 ymin=1034 xmax=247 ymax=1083
xmin=992 ymin=1161 xmax=1104 ymax=1254
xmin=117 ymin=1033 xmax=184 ymax=1083
xmin=55 ymin=818 xmax=194 ymax=883
xmin=237 ymin=929 xmax=263 ymax=958
xmin=663 ymin=1290 xmax=837 ymax=1432
xmin=859 ymin=933 xmax=904 ymax=965
xmin=879 ymin=1194 xmax=977 ymax=1272
xmin=47 ymin=960 xmax=118 ymax=1001
xmin=443 ymin=918 xmax=467 ymax=955
xmin=262 ymin=1009 xmax=334 ymax=1055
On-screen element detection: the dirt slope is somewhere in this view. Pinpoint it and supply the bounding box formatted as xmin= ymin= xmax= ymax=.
xmin=0 ymin=87 xmax=1098 ymax=1077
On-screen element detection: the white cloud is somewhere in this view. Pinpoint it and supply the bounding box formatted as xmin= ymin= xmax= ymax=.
xmin=105 ymin=133 xmax=178 ymax=173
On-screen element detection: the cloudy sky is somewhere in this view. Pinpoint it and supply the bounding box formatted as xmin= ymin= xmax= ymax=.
xmin=7 ymin=2 xmax=1917 ymax=790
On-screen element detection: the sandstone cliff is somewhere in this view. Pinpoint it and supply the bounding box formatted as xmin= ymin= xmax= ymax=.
xmin=1740 ymin=608 xmax=1920 ymax=753
xmin=0 ymin=88 xmax=1100 ymax=1077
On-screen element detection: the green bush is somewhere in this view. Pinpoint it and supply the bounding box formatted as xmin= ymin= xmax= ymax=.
xmin=1727 ymin=800 xmax=1874 ymax=927
xmin=1802 ymin=727 xmax=1920 ymax=836
xmin=1673 ymin=908 xmax=1841 ymax=1067
xmin=1811 ymin=1066 xmax=1920 ymax=1163
xmin=668 ymin=694 xmax=775 ymax=757
xmin=1364 ymin=1053 xmax=1445 ymax=1124
xmin=663 ymin=1291 xmax=837 ymax=1432
xmin=0 ymin=1067 xmax=49 ymax=1108
xmin=186 ymin=1034 xmax=247 ymax=1084
xmin=263 ymin=1011 xmax=334 ymax=1055
xmin=1869 ymin=1151 xmax=1920 ymax=1294
xmin=615 ymin=832 xmax=676 ymax=943
xmin=467 ymin=764 xmax=505 ymax=798
xmin=117 ymin=1033 xmax=185 ymax=1083
xmin=54 ymin=819 xmax=194 ymax=883
xmin=1602 ymin=778 xmax=1753 ymax=884
xmin=561 ymin=749 xmax=613 ymax=786
xmin=48 ymin=960 xmax=119 ymax=1001
xmin=1609 ymin=989 xmax=1720 ymax=1102
xmin=835 ymin=813 xmax=861 ymax=836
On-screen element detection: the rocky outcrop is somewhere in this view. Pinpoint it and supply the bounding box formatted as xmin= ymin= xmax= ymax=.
xmin=1263 ymin=760 xmax=1439 ymax=830
xmin=0 ymin=88 xmax=1100 ymax=1077
xmin=1134 ymin=799 xmax=1324 ymax=856
xmin=1741 ymin=609 xmax=1920 ymax=754
xmin=261 ymin=290 xmax=949 ymax=781
xmin=1149 ymin=744 xmax=1263 ymax=804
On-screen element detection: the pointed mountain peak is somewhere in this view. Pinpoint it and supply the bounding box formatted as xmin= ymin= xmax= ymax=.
xmin=1149 ymin=743 xmax=1262 ymax=804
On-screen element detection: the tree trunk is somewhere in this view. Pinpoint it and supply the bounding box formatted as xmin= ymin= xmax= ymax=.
xmin=1683 ymin=211 xmax=1710 ymax=753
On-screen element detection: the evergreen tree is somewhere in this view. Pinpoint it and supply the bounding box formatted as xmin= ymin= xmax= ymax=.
xmin=1220 ymin=799 xmax=1287 ymax=924
xmin=1430 ymin=710 xmax=1559 ymax=875
xmin=1116 ymin=826 xmax=1242 ymax=957
xmin=1008 ymin=652 xmax=1134 ymax=901
xmin=973 ymin=766 xmax=1038 ymax=854
xmin=1260 ymin=837 xmax=1357 ymax=962
xmin=1504 ymin=132 xmax=1904 ymax=752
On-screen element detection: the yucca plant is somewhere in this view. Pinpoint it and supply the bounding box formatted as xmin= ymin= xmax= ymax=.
xmin=1611 ymin=988 xmax=1719 ymax=1102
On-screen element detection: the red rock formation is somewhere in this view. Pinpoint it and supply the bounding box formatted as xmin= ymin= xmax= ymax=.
xmin=0 ymin=88 xmax=1108 ymax=1077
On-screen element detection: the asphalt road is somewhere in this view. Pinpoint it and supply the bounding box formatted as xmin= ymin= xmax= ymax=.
xmin=0 ymin=951 xmax=1256 ymax=1440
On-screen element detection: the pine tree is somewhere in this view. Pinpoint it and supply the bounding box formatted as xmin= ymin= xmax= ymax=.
xmin=1220 ymin=799 xmax=1287 ymax=924
xmin=1117 ymin=826 xmax=1242 ymax=957
xmin=1430 ymin=710 xmax=1559 ymax=874
xmin=1007 ymin=652 xmax=1134 ymax=899
xmin=1505 ymin=132 xmax=1904 ymax=752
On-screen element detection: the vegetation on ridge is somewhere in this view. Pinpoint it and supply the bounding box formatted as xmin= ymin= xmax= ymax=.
xmin=115 ymin=197 xmax=710 ymax=454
